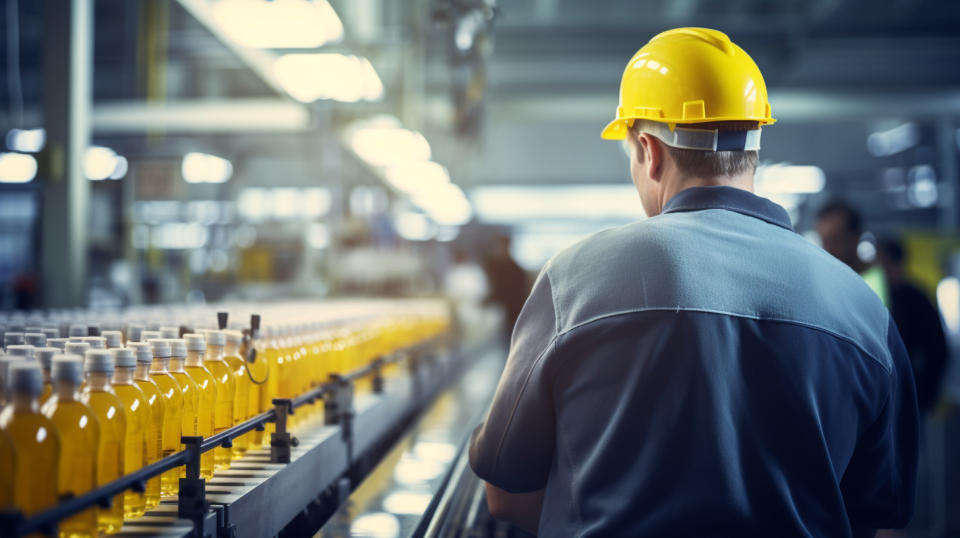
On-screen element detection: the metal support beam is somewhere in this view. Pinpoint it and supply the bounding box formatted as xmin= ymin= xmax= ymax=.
xmin=937 ymin=117 xmax=959 ymax=232
xmin=40 ymin=0 xmax=92 ymax=307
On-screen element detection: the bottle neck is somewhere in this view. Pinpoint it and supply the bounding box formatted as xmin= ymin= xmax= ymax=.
xmin=134 ymin=362 xmax=151 ymax=380
xmin=205 ymin=344 xmax=224 ymax=362
xmin=85 ymin=372 xmax=113 ymax=391
xmin=10 ymin=393 xmax=40 ymax=412
xmin=169 ymin=357 xmax=186 ymax=372
xmin=186 ymin=350 xmax=205 ymax=367
xmin=225 ymin=342 xmax=239 ymax=356
xmin=150 ymin=357 xmax=170 ymax=374
xmin=113 ymin=367 xmax=136 ymax=385
xmin=54 ymin=379 xmax=80 ymax=401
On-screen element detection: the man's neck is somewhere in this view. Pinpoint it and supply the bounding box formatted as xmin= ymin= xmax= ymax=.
xmin=659 ymin=174 xmax=754 ymax=213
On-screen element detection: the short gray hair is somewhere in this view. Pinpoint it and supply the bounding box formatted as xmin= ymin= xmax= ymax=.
xmin=629 ymin=121 xmax=759 ymax=179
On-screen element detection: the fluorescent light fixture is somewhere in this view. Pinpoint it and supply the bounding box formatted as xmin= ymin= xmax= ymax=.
xmin=272 ymin=188 xmax=300 ymax=218
xmin=211 ymin=0 xmax=343 ymax=49
xmin=411 ymin=183 xmax=473 ymax=226
xmin=84 ymin=146 xmax=120 ymax=181
xmin=238 ymin=188 xmax=271 ymax=221
xmin=274 ymin=53 xmax=384 ymax=103
xmin=384 ymin=161 xmax=450 ymax=194
xmin=5 ymin=128 xmax=46 ymax=153
xmin=937 ymin=277 xmax=960 ymax=335
xmin=0 ymin=152 xmax=38 ymax=183
xmin=470 ymin=185 xmax=644 ymax=223
xmin=755 ymin=165 xmax=825 ymax=194
xmin=351 ymin=127 xmax=431 ymax=168
xmin=302 ymin=187 xmax=332 ymax=218
xmin=867 ymin=122 xmax=920 ymax=157
xmin=182 ymin=152 xmax=233 ymax=184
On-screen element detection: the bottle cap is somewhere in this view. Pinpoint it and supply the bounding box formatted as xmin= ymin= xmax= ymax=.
xmin=24 ymin=333 xmax=46 ymax=347
xmin=112 ymin=347 xmax=137 ymax=368
xmin=149 ymin=339 xmax=171 ymax=358
xmin=42 ymin=327 xmax=61 ymax=339
xmin=126 ymin=323 xmax=144 ymax=343
xmin=51 ymin=355 xmax=84 ymax=384
xmin=224 ymin=330 xmax=243 ymax=345
xmin=141 ymin=330 xmax=163 ymax=342
xmin=87 ymin=324 xmax=102 ymax=337
xmin=102 ymin=330 xmax=123 ymax=348
xmin=168 ymin=339 xmax=187 ymax=358
xmin=25 ymin=326 xmax=43 ymax=334
xmin=160 ymin=326 xmax=180 ymax=339
xmin=184 ymin=333 xmax=206 ymax=352
xmin=68 ymin=323 xmax=88 ymax=337
xmin=205 ymin=330 xmax=226 ymax=346
xmin=3 ymin=332 xmax=25 ymax=347
xmin=47 ymin=338 xmax=68 ymax=351
xmin=128 ymin=343 xmax=153 ymax=364
xmin=84 ymin=349 xmax=115 ymax=373
xmin=65 ymin=342 xmax=91 ymax=357
xmin=35 ymin=348 xmax=59 ymax=370
xmin=82 ymin=336 xmax=107 ymax=350
xmin=0 ymin=356 xmax=25 ymax=388
xmin=6 ymin=345 xmax=35 ymax=361
xmin=8 ymin=362 xmax=43 ymax=395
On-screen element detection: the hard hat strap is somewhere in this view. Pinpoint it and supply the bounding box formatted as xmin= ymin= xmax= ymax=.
xmin=633 ymin=120 xmax=762 ymax=151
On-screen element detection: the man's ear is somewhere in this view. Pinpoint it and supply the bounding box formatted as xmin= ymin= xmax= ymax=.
xmin=637 ymin=133 xmax=664 ymax=183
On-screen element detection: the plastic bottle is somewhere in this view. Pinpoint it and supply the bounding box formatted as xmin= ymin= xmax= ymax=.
xmin=260 ymin=326 xmax=280 ymax=445
xmin=146 ymin=339 xmax=183 ymax=497
xmin=222 ymin=330 xmax=250 ymax=456
xmin=167 ymin=339 xmax=200 ymax=477
xmin=203 ymin=330 xmax=235 ymax=470
xmin=41 ymin=355 xmax=100 ymax=537
xmin=183 ymin=334 xmax=216 ymax=478
xmin=129 ymin=343 xmax=163 ymax=508
xmin=0 ymin=363 xmax=60 ymax=517
xmin=0 ymin=356 xmax=25 ymax=406
xmin=3 ymin=332 xmax=25 ymax=349
xmin=111 ymin=348 xmax=148 ymax=519
xmin=6 ymin=344 xmax=35 ymax=361
xmin=81 ymin=350 xmax=126 ymax=534
xmin=35 ymin=348 xmax=57 ymax=404
xmin=0 ymin=426 xmax=14 ymax=510
xmin=47 ymin=338 xmax=68 ymax=352
xmin=245 ymin=325 xmax=268 ymax=447
xmin=24 ymin=332 xmax=46 ymax=348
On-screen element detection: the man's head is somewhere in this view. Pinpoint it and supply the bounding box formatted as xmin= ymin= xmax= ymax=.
xmin=816 ymin=200 xmax=863 ymax=270
xmin=624 ymin=120 xmax=759 ymax=217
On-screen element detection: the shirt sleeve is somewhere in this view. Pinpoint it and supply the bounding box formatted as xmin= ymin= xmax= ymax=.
xmin=841 ymin=315 xmax=920 ymax=531
xmin=469 ymin=268 xmax=558 ymax=493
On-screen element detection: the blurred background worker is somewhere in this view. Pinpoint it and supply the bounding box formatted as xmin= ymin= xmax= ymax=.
xmin=482 ymin=233 xmax=529 ymax=337
xmin=817 ymin=200 xmax=889 ymax=305
xmin=877 ymin=237 xmax=949 ymax=414
xmin=469 ymin=28 xmax=919 ymax=537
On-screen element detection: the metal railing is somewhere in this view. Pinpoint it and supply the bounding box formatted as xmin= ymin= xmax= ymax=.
xmin=1 ymin=337 xmax=443 ymax=537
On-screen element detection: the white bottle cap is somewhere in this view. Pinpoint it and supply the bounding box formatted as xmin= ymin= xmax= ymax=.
xmin=141 ymin=331 xmax=163 ymax=342
xmin=168 ymin=339 xmax=187 ymax=359
xmin=51 ymin=355 xmax=84 ymax=384
xmin=128 ymin=343 xmax=153 ymax=364
xmin=149 ymin=339 xmax=171 ymax=359
xmin=82 ymin=336 xmax=106 ymax=350
xmin=84 ymin=349 xmax=115 ymax=373
xmin=6 ymin=345 xmax=35 ymax=361
xmin=24 ymin=333 xmax=46 ymax=347
xmin=160 ymin=326 xmax=180 ymax=339
xmin=102 ymin=330 xmax=123 ymax=348
xmin=8 ymin=362 xmax=43 ymax=395
xmin=3 ymin=332 xmax=25 ymax=347
xmin=184 ymin=333 xmax=206 ymax=352
xmin=68 ymin=323 xmax=88 ymax=337
xmin=112 ymin=348 xmax=137 ymax=369
xmin=47 ymin=338 xmax=67 ymax=351
xmin=42 ymin=327 xmax=61 ymax=339
xmin=65 ymin=342 xmax=91 ymax=357
xmin=205 ymin=330 xmax=226 ymax=346
xmin=35 ymin=348 xmax=59 ymax=370
xmin=126 ymin=324 xmax=144 ymax=343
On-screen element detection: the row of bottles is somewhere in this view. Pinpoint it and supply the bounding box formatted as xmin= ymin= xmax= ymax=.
xmin=0 ymin=300 xmax=450 ymax=537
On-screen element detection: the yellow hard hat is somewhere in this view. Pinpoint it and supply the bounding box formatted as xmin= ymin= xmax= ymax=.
xmin=601 ymin=27 xmax=775 ymax=141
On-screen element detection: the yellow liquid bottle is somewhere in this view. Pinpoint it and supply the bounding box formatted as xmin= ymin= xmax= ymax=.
xmin=259 ymin=327 xmax=280 ymax=446
xmin=245 ymin=329 xmax=268 ymax=447
xmin=80 ymin=351 xmax=126 ymax=534
xmin=0 ymin=363 xmax=60 ymax=519
xmin=203 ymin=331 xmax=235 ymax=470
xmin=35 ymin=348 xmax=58 ymax=405
xmin=41 ymin=356 xmax=100 ymax=537
xmin=146 ymin=340 xmax=184 ymax=497
xmin=167 ymin=340 xmax=200 ymax=478
xmin=223 ymin=331 xmax=250 ymax=456
xmin=111 ymin=349 xmax=148 ymax=519
xmin=183 ymin=335 xmax=216 ymax=479
xmin=0 ymin=428 xmax=15 ymax=510
xmin=131 ymin=344 xmax=164 ymax=508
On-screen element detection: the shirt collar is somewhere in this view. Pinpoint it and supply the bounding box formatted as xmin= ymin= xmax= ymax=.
xmin=661 ymin=185 xmax=794 ymax=232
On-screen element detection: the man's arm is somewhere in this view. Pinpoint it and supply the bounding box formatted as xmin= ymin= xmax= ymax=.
xmin=484 ymin=483 xmax=545 ymax=534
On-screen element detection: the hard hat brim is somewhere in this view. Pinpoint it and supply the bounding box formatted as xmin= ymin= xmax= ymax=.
xmin=601 ymin=119 xmax=629 ymax=140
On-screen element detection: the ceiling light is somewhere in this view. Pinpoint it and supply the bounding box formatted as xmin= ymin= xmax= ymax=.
xmin=212 ymin=0 xmax=343 ymax=49
xmin=274 ymin=53 xmax=383 ymax=103
xmin=182 ymin=152 xmax=233 ymax=184
xmin=0 ymin=152 xmax=38 ymax=183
